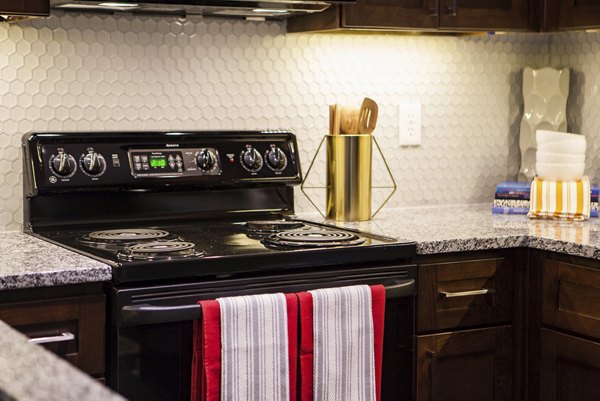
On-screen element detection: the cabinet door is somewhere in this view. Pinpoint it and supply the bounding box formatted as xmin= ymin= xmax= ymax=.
xmin=0 ymin=0 xmax=49 ymax=16
xmin=542 ymin=259 xmax=600 ymax=340
xmin=343 ymin=0 xmax=438 ymax=30
xmin=416 ymin=326 xmax=513 ymax=401
xmin=0 ymin=295 xmax=106 ymax=377
xmin=439 ymin=0 xmax=529 ymax=31
xmin=540 ymin=329 xmax=600 ymax=401
xmin=558 ymin=0 xmax=600 ymax=29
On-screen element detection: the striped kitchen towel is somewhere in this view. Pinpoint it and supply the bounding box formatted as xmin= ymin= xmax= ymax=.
xmin=191 ymin=300 xmax=221 ymax=401
xmin=191 ymin=293 xmax=298 ymax=401
xmin=528 ymin=176 xmax=591 ymax=221
xmin=298 ymin=285 xmax=385 ymax=401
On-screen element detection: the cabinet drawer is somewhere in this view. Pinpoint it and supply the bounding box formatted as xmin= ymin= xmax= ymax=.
xmin=542 ymin=259 xmax=600 ymax=339
xmin=418 ymin=257 xmax=514 ymax=331
xmin=0 ymin=294 xmax=105 ymax=376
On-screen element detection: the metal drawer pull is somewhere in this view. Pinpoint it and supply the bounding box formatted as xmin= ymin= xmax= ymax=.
xmin=28 ymin=332 xmax=75 ymax=345
xmin=440 ymin=288 xmax=495 ymax=298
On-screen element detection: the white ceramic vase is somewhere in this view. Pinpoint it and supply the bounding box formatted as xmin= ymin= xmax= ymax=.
xmin=518 ymin=67 xmax=570 ymax=181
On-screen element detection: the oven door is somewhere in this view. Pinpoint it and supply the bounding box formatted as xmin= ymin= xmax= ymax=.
xmin=108 ymin=265 xmax=416 ymax=401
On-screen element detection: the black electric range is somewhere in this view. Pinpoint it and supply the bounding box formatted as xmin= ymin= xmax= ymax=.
xmin=23 ymin=130 xmax=415 ymax=285
xmin=22 ymin=130 xmax=417 ymax=401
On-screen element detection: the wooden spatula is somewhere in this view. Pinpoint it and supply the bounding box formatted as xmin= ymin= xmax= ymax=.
xmin=358 ymin=98 xmax=378 ymax=135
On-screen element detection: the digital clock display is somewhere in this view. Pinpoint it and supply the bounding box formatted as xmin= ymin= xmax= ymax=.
xmin=150 ymin=156 xmax=167 ymax=168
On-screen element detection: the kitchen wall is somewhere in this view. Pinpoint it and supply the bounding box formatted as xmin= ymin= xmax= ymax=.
xmin=0 ymin=12 xmax=550 ymax=230
xmin=551 ymin=32 xmax=600 ymax=182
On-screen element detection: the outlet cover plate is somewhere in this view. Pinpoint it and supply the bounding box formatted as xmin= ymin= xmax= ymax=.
xmin=399 ymin=102 xmax=422 ymax=146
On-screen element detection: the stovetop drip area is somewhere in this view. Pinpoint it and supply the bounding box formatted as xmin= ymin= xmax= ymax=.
xmin=37 ymin=217 xmax=414 ymax=283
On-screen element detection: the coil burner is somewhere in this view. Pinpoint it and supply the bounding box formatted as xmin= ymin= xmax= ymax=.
xmin=78 ymin=229 xmax=175 ymax=250
xmin=117 ymin=241 xmax=205 ymax=262
xmin=262 ymin=229 xmax=366 ymax=250
xmin=245 ymin=220 xmax=306 ymax=240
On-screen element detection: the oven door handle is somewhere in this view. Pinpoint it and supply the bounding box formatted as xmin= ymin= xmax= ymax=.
xmin=384 ymin=279 xmax=415 ymax=299
xmin=121 ymin=279 xmax=415 ymax=325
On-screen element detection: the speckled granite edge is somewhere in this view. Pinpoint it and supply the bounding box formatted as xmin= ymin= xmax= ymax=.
xmin=525 ymin=236 xmax=600 ymax=260
xmin=0 ymin=320 xmax=125 ymax=401
xmin=416 ymin=235 xmax=529 ymax=255
xmin=0 ymin=232 xmax=112 ymax=290
xmin=0 ymin=268 xmax=112 ymax=290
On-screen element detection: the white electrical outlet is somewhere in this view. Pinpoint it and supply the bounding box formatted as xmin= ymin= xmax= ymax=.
xmin=399 ymin=102 xmax=422 ymax=146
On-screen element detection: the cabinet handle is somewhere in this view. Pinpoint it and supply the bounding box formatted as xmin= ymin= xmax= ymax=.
xmin=446 ymin=0 xmax=457 ymax=16
xmin=28 ymin=332 xmax=75 ymax=345
xmin=440 ymin=288 xmax=495 ymax=298
xmin=428 ymin=0 xmax=439 ymax=17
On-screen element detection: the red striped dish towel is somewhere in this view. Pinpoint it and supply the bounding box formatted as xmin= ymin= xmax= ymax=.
xmin=298 ymin=285 xmax=385 ymax=401
xmin=191 ymin=294 xmax=298 ymax=401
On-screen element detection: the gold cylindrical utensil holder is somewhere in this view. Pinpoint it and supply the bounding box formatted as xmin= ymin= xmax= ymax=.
xmin=326 ymin=134 xmax=372 ymax=221
xmin=301 ymin=134 xmax=396 ymax=222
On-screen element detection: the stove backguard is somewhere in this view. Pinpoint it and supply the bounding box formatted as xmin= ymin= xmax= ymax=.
xmin=22 ymin=131 xmax=301 ymax=231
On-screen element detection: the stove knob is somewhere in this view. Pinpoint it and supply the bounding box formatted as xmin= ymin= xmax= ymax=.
xmin=50 ymin=151 xmax=77 ymax=177
xmin=241 ymin=147 xmax=263 ymax=172
xmin=265 ymin=147 xmax=287 ymax=171
xmin=81 ymin=150 xmax=107 ymax=177
xmin=196 ymin=149 xmax=215 ymax=172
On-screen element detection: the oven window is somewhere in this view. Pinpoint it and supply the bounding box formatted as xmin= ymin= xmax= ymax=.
xmin=114 ymin=322 xmax=194 ymax=401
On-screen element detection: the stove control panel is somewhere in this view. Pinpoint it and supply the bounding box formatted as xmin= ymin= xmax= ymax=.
xmin=24 ymin=131 xmax=302 ymax=190
xmin=128 ymin=148 xmax=221 ymax=178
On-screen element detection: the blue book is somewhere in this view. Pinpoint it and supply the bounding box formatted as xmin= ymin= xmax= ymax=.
xmin=492 ymin=206 xmax=598 ymax=217
xmin=492 ymin=206 xmax=529 ymax=215
xmin=496 ymin=181 xmax=531 ymax=193
xmin=495 ymin=192 xmax=530 ymax=201
xmin=495 ymin=182 xmax=599 ymax=201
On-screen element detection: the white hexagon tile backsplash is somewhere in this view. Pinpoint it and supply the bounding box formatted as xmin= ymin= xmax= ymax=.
xmin=551 ymin=31 xmax=600 ymax=185
xmin=0 ymin=13 xmax=553 ymax=230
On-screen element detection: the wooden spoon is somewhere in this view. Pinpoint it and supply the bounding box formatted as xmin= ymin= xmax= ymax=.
xmin=340 ymin=106 xmax=360 ymax=135
xmin=358 ymin=98 xmax=379 ymax=135
xmin=332 ymin=104 xmax=341 ymax=135
xmin=329 ymin=104 xmax=335 ymax=135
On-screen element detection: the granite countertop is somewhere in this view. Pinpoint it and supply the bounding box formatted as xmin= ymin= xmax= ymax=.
xmin=0 ymin=319 xmax=125 ymax=401
xmin=0 ymin=232 xmax=111 ymax=290
xmin=297 ymin=203 xmax=600 ymax=259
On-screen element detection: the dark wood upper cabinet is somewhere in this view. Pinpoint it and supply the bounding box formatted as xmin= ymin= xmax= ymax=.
xmin=0 ymin=0 xmax=49 ymax=17
xmin=551 ymin=0 xmax=600 ymax=30
xmin=439 ymin=0 xmax=530 ymax=31
xmin=343 ymin=0 xmax=438 ymax=30
xmin=288 ymin=0 xmax=531 ymax=33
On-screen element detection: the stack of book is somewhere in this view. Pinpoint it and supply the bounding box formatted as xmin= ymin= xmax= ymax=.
xmin=492 ymin=181 xmax=599 ymax=217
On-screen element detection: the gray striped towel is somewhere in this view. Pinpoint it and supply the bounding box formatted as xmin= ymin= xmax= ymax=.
xmin=218 ymin=293 xmax=290 ymax=401
xmin=309 ymin=285 xmax=376 ymax=401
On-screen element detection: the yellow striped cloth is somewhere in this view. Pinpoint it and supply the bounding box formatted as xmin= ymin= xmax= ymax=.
xmin=528 ymin=176 xmax=591 ymax=221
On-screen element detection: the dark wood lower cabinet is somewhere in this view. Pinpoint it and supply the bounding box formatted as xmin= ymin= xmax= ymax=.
xmin=0 ymin=285 xmax=106 ymax=379
xmin=416 ymin=325 xmax=513 ymax=401
xmin=540 ymin=328 xmax=600 ymax=401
